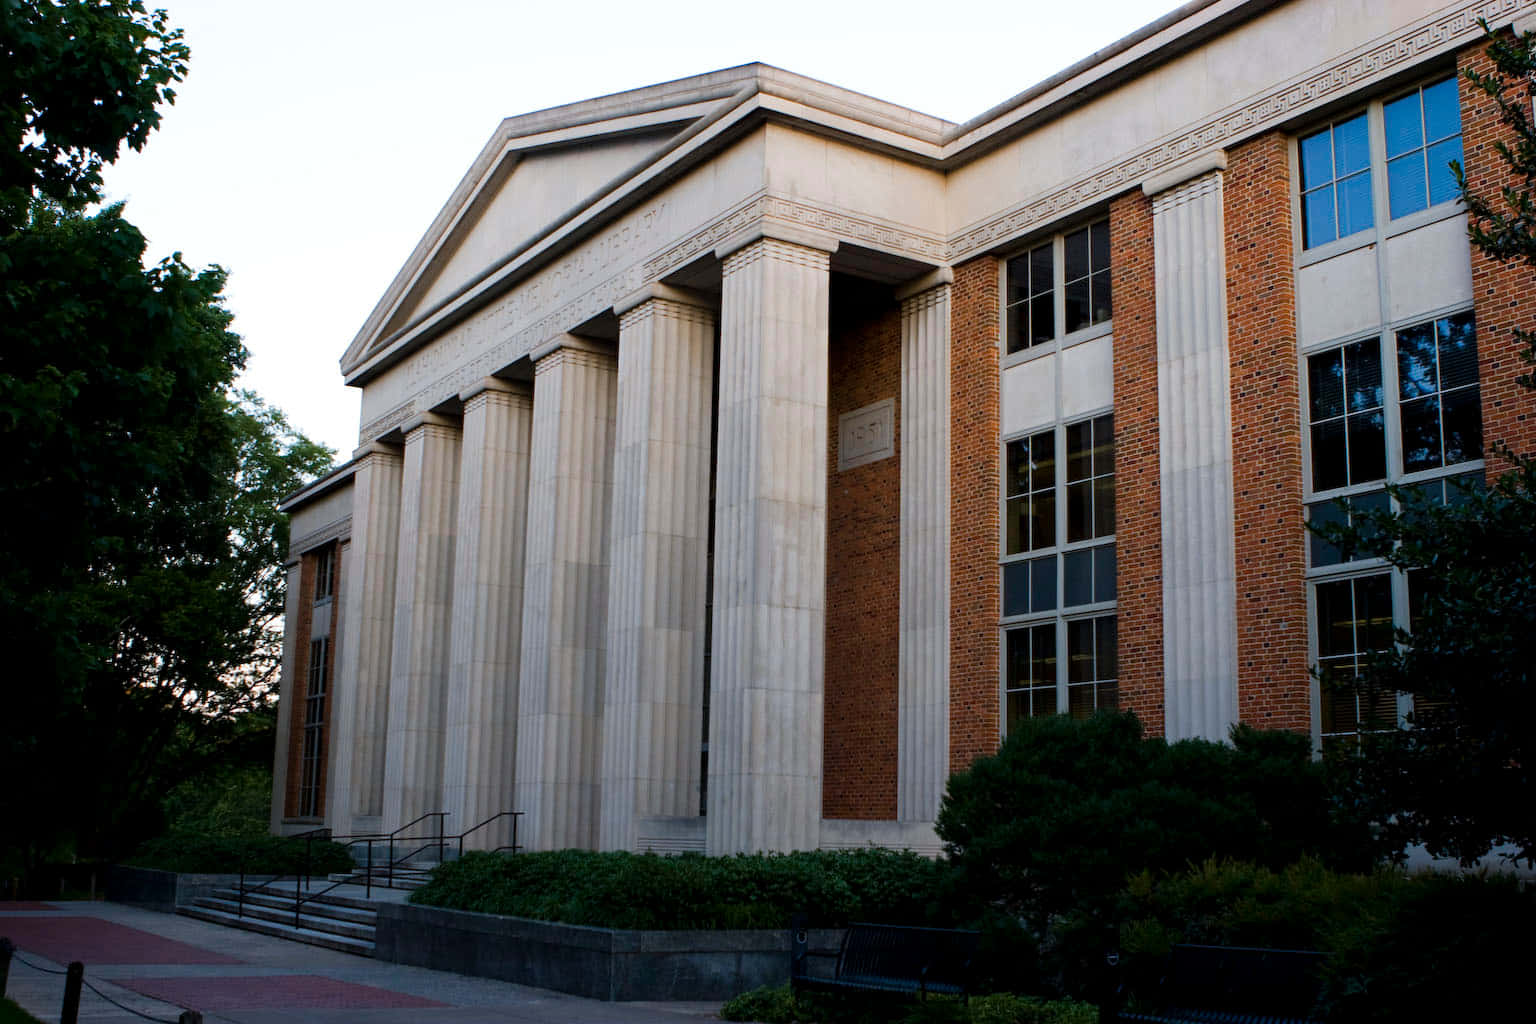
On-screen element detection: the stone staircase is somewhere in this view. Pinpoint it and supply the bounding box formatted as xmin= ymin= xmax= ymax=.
xmin=177 ymin=882 xmax=381 ymax=956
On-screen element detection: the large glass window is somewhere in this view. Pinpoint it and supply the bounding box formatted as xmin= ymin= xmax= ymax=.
xmin=1299 ymin=75 xmax=1464 ymax=251
xmin=1004 ymin=220 xmax=1111 ymax=354
xmin=1300 ymin=113 xmax=1374 ymax=248
xmin=313 ymin=544 xmax=335 ymax=602
xmin=1304 ymin=311 xmax=1483 ymax=746
xmin=1384 ymin=77 xmax=1464 ymax=220
xmin=1003 ymin=413 xmax=1116 ymax=731
xmin=299 ymin=637 xmax=329 ymax=818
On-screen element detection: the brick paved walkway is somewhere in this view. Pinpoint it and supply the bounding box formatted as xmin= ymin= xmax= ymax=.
xmin=0 ymin=901 xmax=721 ymax=1023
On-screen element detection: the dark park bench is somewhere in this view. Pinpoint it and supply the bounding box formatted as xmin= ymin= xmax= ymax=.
xmin=1111 ymin=943 xmax=1329 ymax=1024
xmin=790 ymin=916 xmax=980 ymax=1001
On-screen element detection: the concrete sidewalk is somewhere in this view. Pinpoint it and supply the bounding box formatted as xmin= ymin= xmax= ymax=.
xmin=1 ymin=901 xmax=723 ymax=1023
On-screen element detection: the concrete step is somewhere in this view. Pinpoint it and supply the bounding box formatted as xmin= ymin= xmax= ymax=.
xmin=176 ymin=904 xmax=374 ymax=957
xmin=242 ymin=882 xmax=388 ymax=912
xmin=194 ymin=896 xmax=376 ymax=941
xmin=215 ymin=888 xmax=377 ymax=926
xmin=326 ymin=869 xmax=432 ymax=891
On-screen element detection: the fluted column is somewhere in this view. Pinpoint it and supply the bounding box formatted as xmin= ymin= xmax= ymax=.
xmin=1150 ymin=169 xmax=1239 ymax=741
xmin=600 ymin=287 xmax=716 ymax=852
xmin=444 ymin=380 xmax=533 ymax=851
xmin=515 ymin=339 xmax=618 ymax=851
xmin=273 ymin=560 xmax=304 ymax=832
xmin=327 ymin=443 xmax=402 ymax=830
xmin=707 ymin=236 xmax=830 ymax=855
xmin=896 ymin=271 xmax=951 ymax=822
xmin=382 ymin=414 xmax=462 ymax=830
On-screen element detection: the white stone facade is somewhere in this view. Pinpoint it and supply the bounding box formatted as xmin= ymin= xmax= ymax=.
xmin=272 ymin=0 xmax=1536 ymax=852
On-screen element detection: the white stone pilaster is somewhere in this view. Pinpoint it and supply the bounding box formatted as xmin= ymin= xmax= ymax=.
xmin=327 ymin=444 xmax=402 ymax=829
xmin=444 ymin=381 xmax=534 ymax=851
xmin=706 ymin=237 xmax=830 ymax=855
xmin=896 ymin=273 xmax=951 ymax=822
xmin=515 ymin=341 xmax=618 ymax=851
xmin=600 ymin=289 xmax=716 ymax=852
xmin=1149 ymin=170 xmax=1239 ymax=741
xmin=382 ymin=415 xmax=462 ymax=830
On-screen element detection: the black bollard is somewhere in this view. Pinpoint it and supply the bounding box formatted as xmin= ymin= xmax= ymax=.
xmin=1 ymin=937 xmax=13 ymax=998
xmin=179 ymin=1011 xmax=204 ymax=1023
xmin=61 ymin=960 xmax=83 ymax=1024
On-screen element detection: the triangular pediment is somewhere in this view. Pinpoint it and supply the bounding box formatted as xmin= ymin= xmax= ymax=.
xmin=341 ymin=72 xmax=758 ymax=375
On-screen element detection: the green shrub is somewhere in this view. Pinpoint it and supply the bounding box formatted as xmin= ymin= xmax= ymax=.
xmin=936 ymin=713 xmax=1375 ymax=934
xmin=1111 ymin=857 xmax=1536 ymax=1021
xmin=411 ymin=847 xmax=949 ymax=930
xmin=720 ymin=984 xmax=802 ymax=1022
xmin=126 ymin=832 xmax=355 ymax=875
xmin=718 ymin=986 xmax=1096 ymax=1024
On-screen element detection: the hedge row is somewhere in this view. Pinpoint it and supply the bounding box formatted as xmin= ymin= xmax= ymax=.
xmin=410 ymin=847 xmax=949 ymax=930
xmin=126 ymin=832 xmax=356 ymax=875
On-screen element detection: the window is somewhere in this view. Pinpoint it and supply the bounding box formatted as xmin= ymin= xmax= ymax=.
xmin=1002 ymin=413 xmax=1116 ymax=730
xmin=1384 ymin=78 xmax=1463 ymax=220
xmin=1004 ymin=220 xmax=1111 ymax=354
xmin=313 ymin=545 xmax=335 ymax=602
xmin=298 ymin=637 xmax=329 ymax=818
xmin=1300 ymin=112 xmax=1373 ymax=247
xmin=1304 ymin=311 xmax=1483 ymax=745
xmin=1299 ymin=74 xmax=1464 ymax=250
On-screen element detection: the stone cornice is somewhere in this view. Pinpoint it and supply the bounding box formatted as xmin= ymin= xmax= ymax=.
xmin=288 ymin=515 xmax=353 ymax=560
xmin=947 ymin=0 xmax=1533 ymax=261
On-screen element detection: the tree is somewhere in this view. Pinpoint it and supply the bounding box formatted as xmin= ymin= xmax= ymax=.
xmin=0 ymin=2 xmax=332 ymax=872
xmin=1 ymin=0 xmax=188 ymax=233
xmin=1320 ymin=22 xmax=1536 ymax=868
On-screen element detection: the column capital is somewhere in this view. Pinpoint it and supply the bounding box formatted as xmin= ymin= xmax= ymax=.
xmin=400 ymin=410 xmax=460 ymax=438
xmin=1143 ymin=151 xmax=1227 ymax=201
xmin=614 ymin=282 xmax=714 ymax=319
xmin=714 ymin=222 xmax=838 ymax=264
xmin=529 ymin=333 xmax=617 ymax=367
xmin=895 ymin=267 xmax=954 ymax=304
xmin=351 ymin=439 xmax=404 ymax=462
xmin=458 ymin=376 xmax=531 ymax=405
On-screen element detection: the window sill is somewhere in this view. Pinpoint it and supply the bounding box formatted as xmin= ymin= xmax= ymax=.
xmin=1295 ymin=200 xmax=1466 ymax=269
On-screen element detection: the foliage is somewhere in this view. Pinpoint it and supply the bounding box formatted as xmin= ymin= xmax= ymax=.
xmin=157 ymin=760 xmax=276 ymax=840
xmin=0 ymin=1 xmax=334 ymax=875
xmin=410 ymin=848 xmax=950 ymax=930
xmin=1315 ymin=23 xmax=1536 ymax=868
xmin=0 ymin=998 xmax=44 ymax=1024
xmin=126 ymin=832 xmax=355 ymax=876
xmin=1113 ymin=857 xmax=1535 ymax=1022
xmin=718 ymin=986 xmax=1096 ymax=1024
xmin=0 ymin=0 xmax=188 ymax=232
xmin=934 ymin=713 xmax=1375 ymax=937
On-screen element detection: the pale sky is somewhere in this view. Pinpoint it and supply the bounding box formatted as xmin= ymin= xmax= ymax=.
xmin=101 ymin=0 xmax=1179 ymax=459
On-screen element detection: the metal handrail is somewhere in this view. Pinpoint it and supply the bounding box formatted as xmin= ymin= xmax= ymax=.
xmin=243 ymin=810 xmax=523 ymax=931
xmin=456 ymin=811 xmax=524 ymax=858
xmin=235 ymin=826 xmax=330 ymax=920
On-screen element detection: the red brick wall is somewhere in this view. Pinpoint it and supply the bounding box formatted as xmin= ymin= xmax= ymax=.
xmin=824 ymin=276 xmax=900 ymax=820
xmin=283 ymin=545 xmax=340 ymax=819
xmin=1109 ymin=191 xmax=1165 ymax=737
xmin=1459 ymin=39 xmax=1536 ymax=463
xmin=949 ymin=256 xmax=1001 ymax=772
xmin=1224 ymin=133 xmax=1310 ymax=734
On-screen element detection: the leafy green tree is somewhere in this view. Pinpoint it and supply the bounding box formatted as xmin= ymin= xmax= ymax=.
xmin=1 ymin=0 xmax=188 ymax=233
xmin=1319 ymin=24 xmax=1536 ymax=867
xmin=0 ymin=1 xmax=332 ymax=873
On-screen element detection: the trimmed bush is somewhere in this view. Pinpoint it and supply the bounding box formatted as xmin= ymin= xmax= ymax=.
xmin=126 ymin=833 xmax=355 ymax=875
xmin=1112 ymin=857 xmax=1536 ymax=1021
xmin=936 ymin=712 xmax=1375 ymax=934
xmin=719 ymin=985 xmax=1097 ymax=1024
xmin=410 ymin=847 xmax=949 ymax=930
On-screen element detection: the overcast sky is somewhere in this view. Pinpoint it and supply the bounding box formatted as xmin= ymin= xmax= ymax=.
xmin=100 ymin=0 xmax=1178 ymax=458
